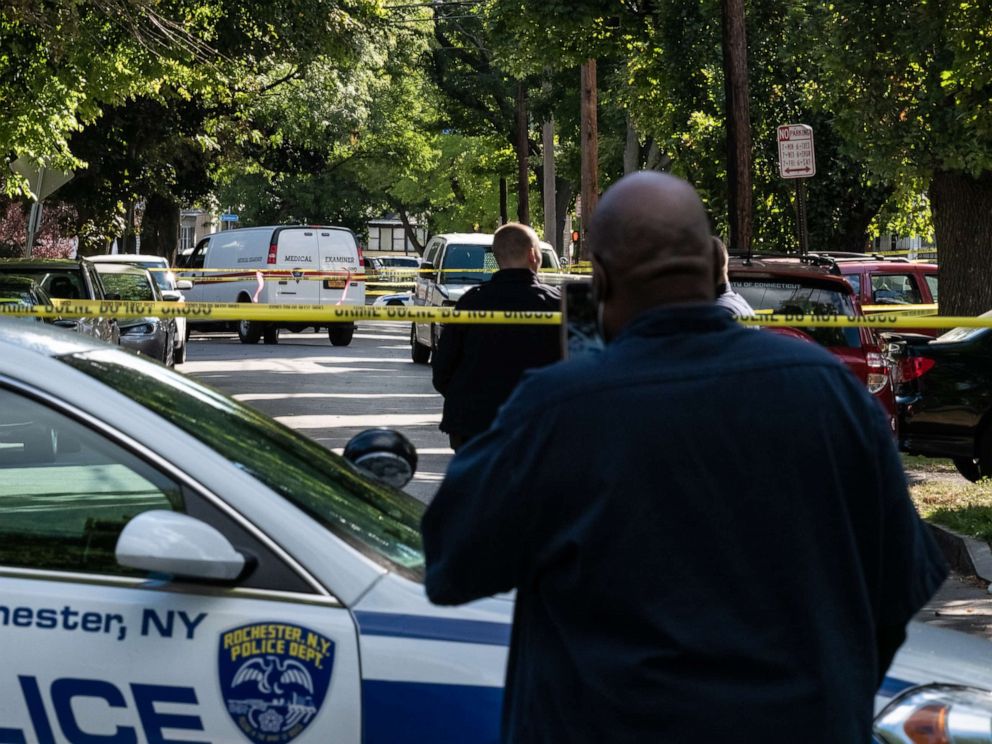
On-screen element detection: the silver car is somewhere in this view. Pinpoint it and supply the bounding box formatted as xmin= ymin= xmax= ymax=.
xmin=92 ymin=263 xmax=177 ymax=367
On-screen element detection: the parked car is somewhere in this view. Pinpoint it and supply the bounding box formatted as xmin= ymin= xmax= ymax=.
xmin=729 ymin=255 xmax=897 ymax=431
xmin=411 ymin=232 xmax=495 ymax=363
xmin=372 ymin=292 xmax=414 ymax=308
xmin=0 ymin=258 xmax=119 ymax=344
xmin=0 ymin=275 xmax=55 ymax=324
xmin=176 ymin=225 xmax=365 ymax=347
xmin=885 ymin=313 xmax=992 ymax=481
xmin=812 ymin=253 xmax=939 ymax=334
xmin=1 ymin=318 xmax=991 ymax=741
xmin=88 ymin=254 xmax=193 ymax=363
xmin=92 ymin=263 xmax=177 ymax=367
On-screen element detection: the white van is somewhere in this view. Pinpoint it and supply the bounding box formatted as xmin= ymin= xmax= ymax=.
xmin=177 ymin=225 xmax=365 ymax=346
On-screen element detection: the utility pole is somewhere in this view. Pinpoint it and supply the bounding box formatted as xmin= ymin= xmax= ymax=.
xmin=515 ymin=81 xmax=530 ymax=225
xmin=542 ymin=119 xmax=557 ymax=253
xmin=722 ymin=0 xmax=753 ymax=254
xmin=580 ymin=59 xmax=599 ymax=259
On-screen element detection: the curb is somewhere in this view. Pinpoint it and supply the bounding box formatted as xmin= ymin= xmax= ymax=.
xmin=928 ymin=523 xmax=992 ymax=584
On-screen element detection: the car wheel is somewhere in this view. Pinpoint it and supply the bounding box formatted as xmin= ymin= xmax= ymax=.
xmin=411 ymin=324 xmax=430 ymax=364
xmin=238 ymin=320 xmax=261 ymax=344
xmin=953 ymin=457 xmax=981 ymax=483
xmin=23 ymin=427 xmax=57 ymax=463
xmin=263 ymin=325 xmax=280 ymax=344
xmin=328 ymin=323 xmax=355 ymax=347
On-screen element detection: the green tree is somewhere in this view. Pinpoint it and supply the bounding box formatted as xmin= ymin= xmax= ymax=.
xmin=813 ymin=0 xmax=992 ymax=315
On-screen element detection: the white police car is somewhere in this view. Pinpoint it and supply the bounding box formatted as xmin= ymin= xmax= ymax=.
xmin=0 ymin=320 xmax=506 ymax=743
xmin=0 ymin=318 xmax=991 ymax=743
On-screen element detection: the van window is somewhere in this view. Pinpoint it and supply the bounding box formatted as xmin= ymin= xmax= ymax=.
xmin=423 ymin=240 xmax=441 ymax=267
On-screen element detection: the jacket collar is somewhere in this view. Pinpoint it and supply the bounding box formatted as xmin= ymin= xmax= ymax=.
xmin=614 ymin=303 xmax=735 ymax=342
xmin=492 ymin=268 xmax=539 ymax=283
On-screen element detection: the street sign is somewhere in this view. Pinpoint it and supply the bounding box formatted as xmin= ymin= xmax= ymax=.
xmin=777 ymin=124 xmax=815 ymax=179
xmin=9 ymin=157 xmax=74 ymax=201
xmin=220 ymin=213 xmax=239 ymax=223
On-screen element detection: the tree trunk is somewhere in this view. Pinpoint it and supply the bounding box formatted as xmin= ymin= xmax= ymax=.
xmin=721 ymin=0 xmax=753 ymax=254
xmin=929 ymin=170 xmax=992 ymax=317
xmin=396 ymin=206 xmax=425 ymax=255
xmin=580 ymin=59 xmax=599 ymax=259
xmin=515 ymin=81 xmax=530 ymax=225
xmin=624 ymin=116 xmax=640 ymax=175
xmin=542 ymin=119 xmax=557 ymax=250
xmin=555 ymin=177 xmax=573 ymax=257
xmin=139 ymin=194 xmax=180 ymax=262
xmin=499 ymin=177 xmax=508 ymax=225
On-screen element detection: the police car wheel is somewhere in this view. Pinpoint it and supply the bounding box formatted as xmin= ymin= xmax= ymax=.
xmin=238 ymin=320 xmax=262 ymax=345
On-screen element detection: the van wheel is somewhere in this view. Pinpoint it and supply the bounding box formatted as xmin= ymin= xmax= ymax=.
xmin=411 ymin=324 xmax=430 ymax=364
xmin=238 ymin=320 xmax=262 ymax=344
xmin=263 ymin=326 xmax=280 ymax=344
xmin=328 ymin=323 xmax=354 ymax=347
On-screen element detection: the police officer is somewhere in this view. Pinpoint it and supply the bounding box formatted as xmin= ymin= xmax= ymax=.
xmin=431 ymin=223 xmax=560 ymax=451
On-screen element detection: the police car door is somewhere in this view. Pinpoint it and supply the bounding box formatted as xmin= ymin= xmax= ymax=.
xmin=0 ymin=385 xmax=361 ymax=744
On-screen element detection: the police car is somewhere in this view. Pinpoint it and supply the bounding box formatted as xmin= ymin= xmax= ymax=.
xmin=0 ymin=318 xmax=990 ymax=743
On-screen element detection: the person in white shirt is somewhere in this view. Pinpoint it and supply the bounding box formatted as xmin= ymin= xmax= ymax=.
xmin=713 ymin=237 xmax=756 ymax=318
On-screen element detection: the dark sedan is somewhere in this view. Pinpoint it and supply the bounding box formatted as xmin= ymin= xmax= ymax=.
xmin=0 ymin=275 xmax=55 ymax=324
xmin=887 ymin=313 xmax=992 ymax=481
xmin=92 ymin=264 xmax=177 ymax=367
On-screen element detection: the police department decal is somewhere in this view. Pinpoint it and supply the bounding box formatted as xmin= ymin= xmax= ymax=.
xmin=219 ymin=622 xmax=334 ymax=743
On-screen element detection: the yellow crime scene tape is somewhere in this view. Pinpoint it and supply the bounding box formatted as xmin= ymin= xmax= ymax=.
xmin=0 ymin=299 xmax=985 ymax=329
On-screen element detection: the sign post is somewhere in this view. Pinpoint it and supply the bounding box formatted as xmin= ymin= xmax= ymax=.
xmin=777 ymin=124 xmax=815 ymax=257
xmin=9 ymin=157 xmax=74 ymax=256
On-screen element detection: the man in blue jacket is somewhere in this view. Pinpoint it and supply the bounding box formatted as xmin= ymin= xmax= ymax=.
xmin=421 ymin=172 xmax=946 ymax=742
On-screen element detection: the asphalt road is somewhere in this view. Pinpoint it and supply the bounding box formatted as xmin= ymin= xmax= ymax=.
xmin=179 ymin=322 xmax=992 ymax=640
xmin=180 ymin=322 xmax=449 ymax=503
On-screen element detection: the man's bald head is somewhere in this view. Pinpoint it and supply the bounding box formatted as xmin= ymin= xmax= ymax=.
xmin=588 ymin=173 xmax=716 ymax=339
xmin=493 ymin=222 xmax=540 ymax=270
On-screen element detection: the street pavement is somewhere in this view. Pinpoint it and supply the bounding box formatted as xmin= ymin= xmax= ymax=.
xmin=180 ymin=322 xmax=449 ymax=503
xmin=179 ymin=321 xmax=992 ymax=640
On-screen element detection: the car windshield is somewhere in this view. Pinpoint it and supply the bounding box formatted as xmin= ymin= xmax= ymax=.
xmin=734 ymin=279 xmax=861 ymax=348
xmin=0 ymin=291 xmax=34 ymax=307
xmin=113 ymin=261 xmax=173 ymax=291
xmin=441 ymin=243 xmax=496 ymax=284
xmin=98 ymin=272 xmax=155 ymax=301
xmin=378 ymin=257 xmax=419 ymax=268
xmin=60 ymin=350 xmax=426 ymax=580
xmin=0 ymin=268 xmax=85 ymax=299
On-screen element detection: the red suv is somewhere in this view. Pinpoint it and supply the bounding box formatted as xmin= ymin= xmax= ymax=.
xmin=729 ymin=256 xmax=897 ymax=432
xmin=812 ymin=253 xmax=939 ymax=335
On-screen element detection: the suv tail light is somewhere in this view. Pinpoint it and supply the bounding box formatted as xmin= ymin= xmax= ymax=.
xmin=357 ymin=243 xmax=365 ymax=269
xmin=899 ymin=356 xmax=936 ymax=383
xmin=866 ymin=350 xmax=890 ymax=395
xmin=267 ymin=241 xmax=278 ymax=265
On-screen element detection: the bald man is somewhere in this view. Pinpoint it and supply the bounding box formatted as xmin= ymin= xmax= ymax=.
xmin=422 ymin=173 xmax=945 ymax=742
xmin=431 ymin=223 xmax=560 ymax=450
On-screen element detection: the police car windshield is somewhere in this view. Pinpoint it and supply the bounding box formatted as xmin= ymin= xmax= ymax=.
xmin=441 ymin=244 xmax=496 ymax=284
xmin=61 ymin=352 xmax=427 ymax=581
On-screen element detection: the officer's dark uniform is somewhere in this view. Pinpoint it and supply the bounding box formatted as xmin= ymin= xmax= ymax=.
xmin=423 ymin=303 xmax=947 ymax=743
xmin=431 ymin=268 xmax=560 ymax=449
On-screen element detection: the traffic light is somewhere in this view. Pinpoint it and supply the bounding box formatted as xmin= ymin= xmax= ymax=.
xmin=571 ymin=229 xmax=580 ymax=254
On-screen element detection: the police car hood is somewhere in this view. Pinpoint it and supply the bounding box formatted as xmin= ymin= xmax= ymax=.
xmin=886 ymin=621 xmax=992 ymax=692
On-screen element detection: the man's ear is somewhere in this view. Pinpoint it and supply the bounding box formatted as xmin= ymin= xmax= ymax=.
xmin=591 ymin=254 xmax=610 ymax=303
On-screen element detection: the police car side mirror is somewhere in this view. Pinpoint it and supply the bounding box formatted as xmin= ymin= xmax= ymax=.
xmin=161 ymin=290 xmax=182 ymax=302
xmin=344 ymin=428 xmax=418 ymax=489
xmin=116 ymin=511 xmax=246 ymax=582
